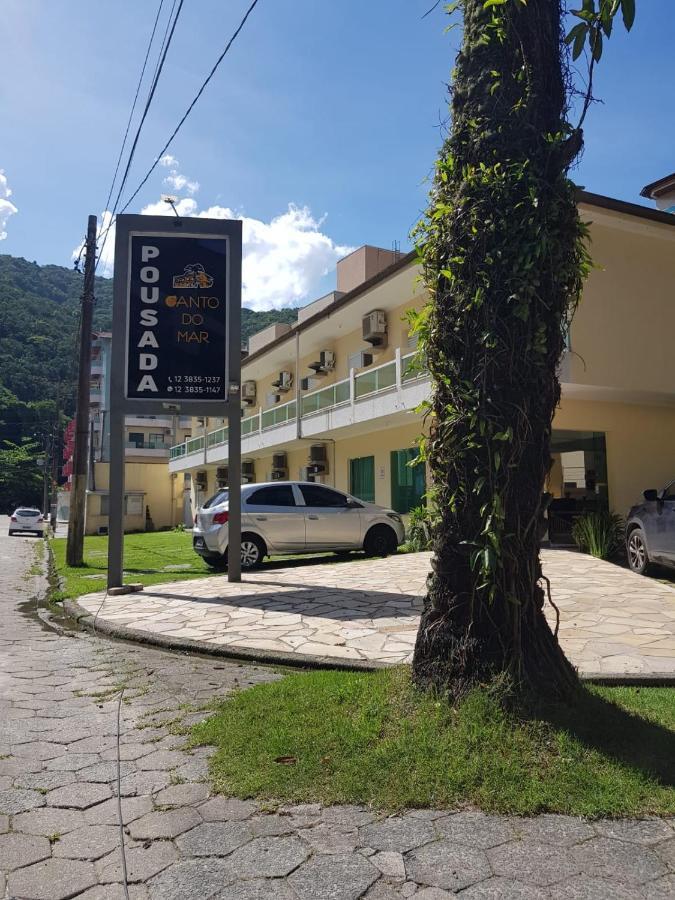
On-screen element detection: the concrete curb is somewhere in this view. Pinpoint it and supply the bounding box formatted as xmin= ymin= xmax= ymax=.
xmin=63 ymin=597 xmax=387 ymax=672
xmin=62 ymin=597 xmax=675 ymax=685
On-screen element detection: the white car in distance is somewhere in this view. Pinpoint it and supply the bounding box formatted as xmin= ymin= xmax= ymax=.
xmin=8 ymin=508 xmax=45 ymax=536
xmin=193 ymin=481 xmax=405 ymax=571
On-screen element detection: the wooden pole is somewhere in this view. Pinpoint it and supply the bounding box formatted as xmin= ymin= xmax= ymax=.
xmin=66 ymin=215 xmax=97 ymax=566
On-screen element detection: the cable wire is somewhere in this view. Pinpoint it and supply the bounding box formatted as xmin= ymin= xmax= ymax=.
xmin=96 ymin=0 xmax=185 ymax=270
xmin=100 ymin=0 xmax=166 ymax=221
xmin=118 ymin=0 xmax=262 ymax=216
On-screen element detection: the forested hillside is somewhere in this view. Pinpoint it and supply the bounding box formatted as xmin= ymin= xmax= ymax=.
xmin=0 ymin=254 xmax=297 ymax=414
xmin=0 ymin=253 xmax=297 ymax=508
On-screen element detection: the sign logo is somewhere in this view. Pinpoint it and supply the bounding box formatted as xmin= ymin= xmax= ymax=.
xmin=172 ymin=263 xmax=214 ymax=289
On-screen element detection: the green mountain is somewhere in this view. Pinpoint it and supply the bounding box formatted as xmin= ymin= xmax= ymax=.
xmin=0 ymin=253 xmax=297 ymax=418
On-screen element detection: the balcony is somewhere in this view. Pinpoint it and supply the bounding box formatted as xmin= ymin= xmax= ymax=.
xmin=125 ymin=441 xmax=170 ymax=458
xmin=169 ymin=350 xmax=429 ymax=472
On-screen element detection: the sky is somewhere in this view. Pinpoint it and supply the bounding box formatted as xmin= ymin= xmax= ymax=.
xmin=1 ymin=0 xmax=673 ymax=310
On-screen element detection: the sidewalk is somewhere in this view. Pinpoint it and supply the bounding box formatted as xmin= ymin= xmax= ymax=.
xmin=70 ymin=549 xmax=675 ymax=678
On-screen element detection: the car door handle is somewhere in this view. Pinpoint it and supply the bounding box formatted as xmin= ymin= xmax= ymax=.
xmin=255 ymin=516 xmax=267 ymax=521
xmin=307 ymin=514 xmax=319 ymax=520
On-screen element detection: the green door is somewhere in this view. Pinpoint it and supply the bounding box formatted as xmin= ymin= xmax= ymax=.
xmin=349 ymin=456 xmax=375 ymax=503
xmin=390 ymin=449 xmax=426 ymax=513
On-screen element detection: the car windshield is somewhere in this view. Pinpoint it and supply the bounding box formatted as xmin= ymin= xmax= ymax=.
xmin=16 ymin=509 xmax=39 ymax=517
xmin=203 ymin=490 xmax=228 ymax=509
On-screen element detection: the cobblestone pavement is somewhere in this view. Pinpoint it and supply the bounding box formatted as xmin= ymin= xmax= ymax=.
xmin=74 ymin=550 xmax=675 ymax=676
xmin=1 ymin=523 xmax=674 ymax=898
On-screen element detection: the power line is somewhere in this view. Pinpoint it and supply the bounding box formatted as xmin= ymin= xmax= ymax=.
xmin=150 ymin=0 xmax=178 ymax=89
xmin=100 ymin=0 xmax=167 ymax=221
xmin=118 ymin=0 xmax=262 ymax=216
xmin=96 ymin=0 xmax=185 ymax=271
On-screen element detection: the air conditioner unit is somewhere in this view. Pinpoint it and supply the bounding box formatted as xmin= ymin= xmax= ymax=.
xmin=308 ymin=350 xmax=336 ymax=375
xmin=271 ymin=370 xmax=293 ymax=392
xmin=241 ymin=380 xmax=257 ymax=406
xmin=307 ymin=462 xmax=327 ymax=476
xmin=195 ymin=471 xmax=208 ymax=489
xmin=266 ymin=392 xmax=282 ymax=406
xmin=242 ymin=460 xmax=256 ymax=483
xmin=347 ymin=350 xmax=374 ymax=370
xmin=300 ymin=376 xmax=317 ymax=391
xmin=272 ymin=452 xmax=288 ymax=470
xmin=362 ymin=309 xmax=387 ymax=347
xmin=309 ymin=444 xmax=327 ymax=463
xmin=216 ymin=466 xmax=229 ymax=486
xmin=270 ymin=470 xmax=287 ymax=481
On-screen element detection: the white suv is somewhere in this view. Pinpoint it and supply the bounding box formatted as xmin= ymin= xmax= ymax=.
xmin=193 ymin=481 xmax=405 ymax=570
xmin=9 ymin=508 xmax=45 ymax=536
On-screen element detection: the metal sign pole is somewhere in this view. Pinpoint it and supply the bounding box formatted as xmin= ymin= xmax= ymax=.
xmin=226 ymin=224 xmax=242 ymax=582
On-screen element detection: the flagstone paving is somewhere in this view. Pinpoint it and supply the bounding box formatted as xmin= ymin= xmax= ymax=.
xmin=1 ymin=524 xmax=674 ymax=898
xmin=73 ymin=549 xmax=675 ymax=677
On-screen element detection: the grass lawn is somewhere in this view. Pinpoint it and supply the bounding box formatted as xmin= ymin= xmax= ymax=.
xmin=191 ymin=667 xmax=675 ymax=817
xmin=49 ymin=529 xmax=372 ymax=600
xmin=49 ymin=530 xmax=216 ymax=600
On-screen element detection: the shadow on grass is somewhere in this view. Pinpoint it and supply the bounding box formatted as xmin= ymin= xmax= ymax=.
xmin=536 ymin=686 xmax=675 ymax=788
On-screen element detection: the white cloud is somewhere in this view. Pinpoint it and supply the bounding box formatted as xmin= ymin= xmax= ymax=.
xmin=158 ymin=156 xmax=199 ymax=196
xmin=75 ymin=200 xmax=352 ymax=311
xmin=163 ymin=171 xmax=200 ymax=195
xmin=0 ymin=169 xmax=18 ymax=240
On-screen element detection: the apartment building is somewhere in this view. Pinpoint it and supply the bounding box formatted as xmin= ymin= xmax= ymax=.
xmin=59 ymin=332 xmax=193 ymax=534
xmin=167 ymin=189 xmax=675 ymax=542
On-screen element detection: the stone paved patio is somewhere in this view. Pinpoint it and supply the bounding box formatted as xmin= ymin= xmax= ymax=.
xmin=73 ymin=549 xmax=675 ymax=677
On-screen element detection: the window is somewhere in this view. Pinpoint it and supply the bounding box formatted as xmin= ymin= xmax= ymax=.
xmin=149 ymin=432 xmax=164 ymax=446
xmin=390 ymin=449 xmax=426 ymax=514
xmin=204 ymin=490 xmax=228 ymax=509
xmin=349 ymin=456 xmax=375 ymax=503
xmin=299 ymin=485 xmax=349 ymax=508
xmin=126 ymin=495 xmax=143 ymax=516
xmin=128 ymin=432 xmax=144 ymax=448
xmin=100 ymin=495 xmax=109 ymax=516
xmin=247 ymin=485 xmax=296 ymax=507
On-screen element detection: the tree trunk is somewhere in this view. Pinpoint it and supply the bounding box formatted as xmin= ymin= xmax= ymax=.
xmin=412 ymin=0 xmax=588 ymax=698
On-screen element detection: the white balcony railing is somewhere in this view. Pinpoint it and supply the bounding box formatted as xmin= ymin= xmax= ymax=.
xmin=168 ymin=350 xmax=426 ymax=463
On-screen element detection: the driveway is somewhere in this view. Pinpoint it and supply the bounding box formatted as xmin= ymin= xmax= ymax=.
xmin=73 ymin=549 xmax=675 ymax=678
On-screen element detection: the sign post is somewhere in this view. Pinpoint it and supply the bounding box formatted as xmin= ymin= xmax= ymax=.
xmin=109 ymin=215 xmax=242 ymax=589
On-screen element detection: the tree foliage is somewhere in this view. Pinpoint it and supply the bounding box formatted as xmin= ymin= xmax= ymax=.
xmin=411 ymin=0 xmax=634 ymax=699
xmin=0 ymin=439 xmax=43 ymax=511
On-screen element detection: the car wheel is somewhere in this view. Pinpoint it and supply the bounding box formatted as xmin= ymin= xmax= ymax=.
xmin=203 ymin=555 xmax=228 ymax=571
xmin=239 ymin=534 xmax=266 ymax=570
xmin=627 ymin=527 xmax=651 ymax=575
xmin=364 ymin=525 xmax=397 ymax=558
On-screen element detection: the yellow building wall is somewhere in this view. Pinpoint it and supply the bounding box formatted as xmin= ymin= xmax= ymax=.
xmin=85 ymin=461 xmax=178 ymax=534
xmin=553 ymin=399 xmax=675 ymax=514
xmin=569 ymin=217 xmax=675 ymax=396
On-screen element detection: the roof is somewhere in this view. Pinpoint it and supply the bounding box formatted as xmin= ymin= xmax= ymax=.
xmin=243 ymin=188 xmax=675 ymax=367
xmin=640 ymin=173 xmax=675 ymax=199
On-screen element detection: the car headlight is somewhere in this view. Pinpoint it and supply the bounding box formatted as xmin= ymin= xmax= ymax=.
xmin=387 ymin=512 xmax=402 ymax=524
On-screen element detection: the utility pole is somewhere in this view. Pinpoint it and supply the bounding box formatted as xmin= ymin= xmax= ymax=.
xmin=66 ymin=215 xmax=97 ymax=566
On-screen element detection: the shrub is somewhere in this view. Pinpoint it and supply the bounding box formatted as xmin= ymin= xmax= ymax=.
xmin=406 ymin=504 xmax=434 ymax=552
xmin=571 ymin=511 xmax=625 ymax=560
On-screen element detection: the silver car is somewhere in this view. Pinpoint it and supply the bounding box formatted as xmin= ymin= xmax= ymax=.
xmin=192 ymin=481 xmax=405 ymax=571
xmin=9 ymin=507 xmax=45 ymax=536
xmin=626 ymin=482 xmax=675 ymax=575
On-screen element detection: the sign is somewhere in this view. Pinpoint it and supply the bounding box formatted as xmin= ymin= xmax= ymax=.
xmin=125 ymin=232 xmax=229 ymax=403
xmin=108 ymin=215 xmax=243 ymax=590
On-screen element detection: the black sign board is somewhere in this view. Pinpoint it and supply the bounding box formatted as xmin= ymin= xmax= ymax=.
xmin=125 ymin=232 xmax=228 ymax=402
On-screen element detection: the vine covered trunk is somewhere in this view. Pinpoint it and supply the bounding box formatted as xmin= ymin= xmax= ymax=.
xmin=412 ymin=0 xmax=589 ymax=697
